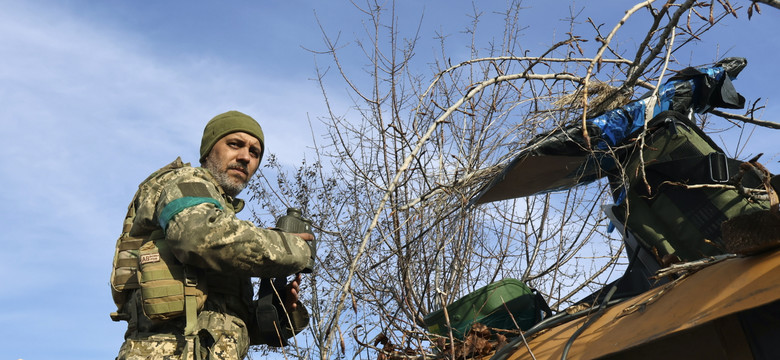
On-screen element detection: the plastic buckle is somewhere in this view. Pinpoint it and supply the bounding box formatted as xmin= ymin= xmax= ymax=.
xmin=708 ymin=152 xmax=729 ymax=183
xmin=183 ymin=266 xmax=198 ymax=287
xmin=110 ymin=311 xmax=130 ymax=322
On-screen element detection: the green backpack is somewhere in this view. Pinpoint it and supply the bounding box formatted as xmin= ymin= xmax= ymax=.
xmin=609 ymin=111 xmax=773 ymax=265
xmin=423 ymin=278 xmax=551 ymax=340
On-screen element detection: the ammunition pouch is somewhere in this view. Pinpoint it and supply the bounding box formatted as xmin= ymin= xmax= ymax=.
xmin=137 ymin=238 xmax=207 ymax=322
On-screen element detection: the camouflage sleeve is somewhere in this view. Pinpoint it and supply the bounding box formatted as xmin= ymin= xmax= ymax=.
xmin=154 ymin=171 xmax=310 ymax=278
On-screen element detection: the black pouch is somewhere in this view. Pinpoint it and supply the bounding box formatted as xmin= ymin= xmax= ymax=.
xmin=248 ymin=278 xmax=310 ymax=346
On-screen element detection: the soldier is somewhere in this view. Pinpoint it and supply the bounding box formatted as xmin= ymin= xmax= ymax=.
xmin=110 ymin=111 xmax=313 ymax=359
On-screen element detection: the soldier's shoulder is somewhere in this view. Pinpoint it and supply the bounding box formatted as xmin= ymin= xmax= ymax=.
xmin=166 ymin=165 xmax=209 ymax=181
xmin=134 ymin=159 xmax=215 ymax=199
xmin=145 ymin=161 xmax=212 ymax=186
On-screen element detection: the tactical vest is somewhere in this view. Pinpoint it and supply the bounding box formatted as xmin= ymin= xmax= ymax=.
xmin=110 ymin=157 xmax=208 ymax=326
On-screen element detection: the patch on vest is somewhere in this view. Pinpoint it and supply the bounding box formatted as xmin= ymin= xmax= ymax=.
xmin=140 ymin=253 xmax=161 ymax=264
xmin=178 ymin=182 xmax=211 ymax=198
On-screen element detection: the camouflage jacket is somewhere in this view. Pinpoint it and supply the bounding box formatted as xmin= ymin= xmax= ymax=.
xmin=115 ymin=159 xmax=310 ymax=357
xmin=136 ymin=165 xmax=310 ymax=278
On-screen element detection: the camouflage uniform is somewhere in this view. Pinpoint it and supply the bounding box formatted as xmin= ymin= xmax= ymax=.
xmin=115 ymin=163 xmax=310 ymax=360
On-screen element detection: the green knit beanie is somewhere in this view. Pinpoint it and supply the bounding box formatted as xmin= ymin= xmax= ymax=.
xmin=200 ymin=110 xmax=265 ymax=163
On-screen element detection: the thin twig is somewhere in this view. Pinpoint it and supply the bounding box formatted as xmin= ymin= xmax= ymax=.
xmin=709 ymin=109 xmax=780 ymax=129
xmin=581 ymin=0 xmax=657 ymax=148
xmin=652 ymin=254 xmax=737 ymax=278
xmin=638 ymin=17 xmax=677 ymax=195
xmin=752 ymin=0 xmax=780 ymax=10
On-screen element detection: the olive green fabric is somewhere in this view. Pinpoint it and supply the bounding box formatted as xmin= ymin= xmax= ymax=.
xmin=137 ymin=236 xmax=208 ymax=323
xmin=611 ymin=111 xmax=771 ymax=263
xmin=199 ymin=110 xmax=266 ymax=163
xmin=424 ymin=279 xmax=542 ymax=340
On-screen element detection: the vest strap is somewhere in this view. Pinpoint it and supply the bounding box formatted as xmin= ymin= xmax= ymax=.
xmin=183 ymin=266 xmax=199 ymax=336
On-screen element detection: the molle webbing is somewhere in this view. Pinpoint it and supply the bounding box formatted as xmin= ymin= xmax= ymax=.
xmin=138 ymin=238 xmax=207 ymax=322
xmin=137 ymin=237 xmax=205 ymax=359
xmin=111 ymin=235 xmax=149 ymax=290
xmin=110 ymin=157 xmax=189 ymax=316
xmin=613 ymin=112 xmax=773 ymax=263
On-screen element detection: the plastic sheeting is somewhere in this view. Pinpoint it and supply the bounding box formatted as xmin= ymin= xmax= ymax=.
xmin=470 ymin=57 xmax=747 ymax=206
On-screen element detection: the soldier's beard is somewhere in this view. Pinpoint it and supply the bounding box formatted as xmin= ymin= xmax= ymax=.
xmin=205 ymin=157 xmax=250 ymax=197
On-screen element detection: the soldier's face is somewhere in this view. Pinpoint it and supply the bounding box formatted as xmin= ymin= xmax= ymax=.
xmin=205 ymin=132 xmax=262 ymax=196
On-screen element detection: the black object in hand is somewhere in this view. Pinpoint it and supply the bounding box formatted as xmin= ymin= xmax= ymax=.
xmin=276 ymin=208 xmax=316 ymax=273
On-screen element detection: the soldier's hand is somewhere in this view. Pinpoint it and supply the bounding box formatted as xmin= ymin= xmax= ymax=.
xmin=293 ymin=232 xmax=314 ymax=242
xmin=284 ymin=273 xmax=303 ymax=310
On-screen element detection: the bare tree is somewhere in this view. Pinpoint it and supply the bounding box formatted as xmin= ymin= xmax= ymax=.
xmin=248 ymin=1 xmax=778 ymax=358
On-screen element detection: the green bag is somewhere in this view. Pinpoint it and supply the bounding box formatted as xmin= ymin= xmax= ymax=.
xmin=610 ymin=111 xmax=772 ymax=263
xmin=423 ymin=279 xmax=550 ymax=340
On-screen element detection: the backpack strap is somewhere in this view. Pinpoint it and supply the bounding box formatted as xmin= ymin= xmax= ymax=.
xmin=182 ymin=265 xmax=201 ymax=360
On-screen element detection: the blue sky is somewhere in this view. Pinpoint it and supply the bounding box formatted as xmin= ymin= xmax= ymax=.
xmin=0 ymin=1 xmax=777 ymax=359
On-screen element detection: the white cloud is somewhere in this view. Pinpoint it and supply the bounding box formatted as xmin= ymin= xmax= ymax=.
xmin=0 ymin=2 xmax=330 ymax=358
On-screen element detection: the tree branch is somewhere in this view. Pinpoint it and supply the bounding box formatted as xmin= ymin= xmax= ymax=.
xmin=709 ymin=109 xmax=780 ymax=129
xmin=752 ymin=0 xmax=780 ymax=10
